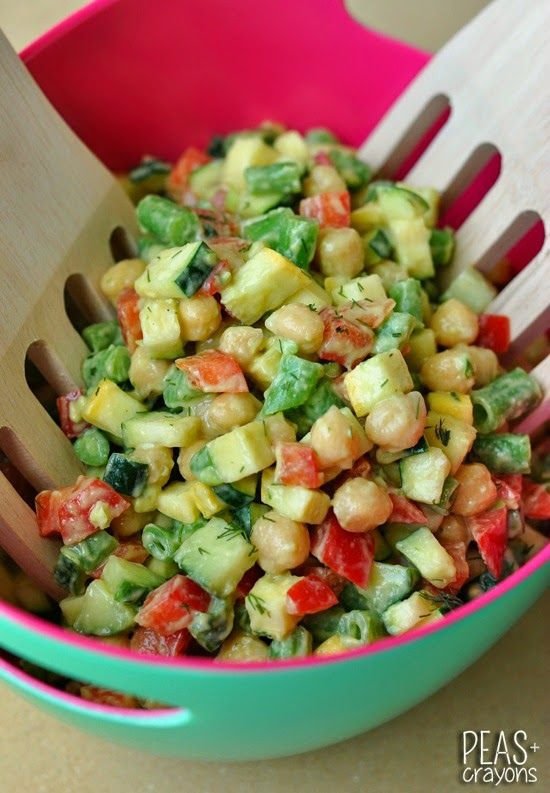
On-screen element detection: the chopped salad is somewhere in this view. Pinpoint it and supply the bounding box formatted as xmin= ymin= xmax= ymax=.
xmin=20 ymin=121 xmax=548 ymax=698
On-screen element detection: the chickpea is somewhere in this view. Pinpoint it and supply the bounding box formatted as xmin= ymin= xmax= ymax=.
xmin=265 ymin=304 xmax=324 ymax=355
xmin=177 ymin=439 xmax=208 ymax=481
xmin=316 ymin=227 xmax=364 ymax=278
xmin=438 ymin=514 xmax=469 ymax=545
xmin=420 ymin=349 xmax=475 ymax=394
xmin=333 ymin=478 xmax=393 ymax=533
xmin=303 ymin=164 xmax=346 ymax=196
xmin=219 ymin=325 xmax=264 ymax=367
xmin=251 ymin=510 xmax=310 ymax=573
xmin=430 ymin=298 xmax=479 ymax=347
xmin=459 ymin=344 xmax=499 ymax=386
xmin=100 ymin=258 xmax=145 ymax=305
xmin=129 ymin=445 xmax=174 ymax=486
xmin=178 ymin=294 xmax=221 ymax=341
xmin=111 ymin=505 xmax=156 ymax=538
xmin=451 ymin=463 xmax=497 ymax=516
xmin=129 ymin=344 xmax=171 ymax=399
xmin=310 ymin=405 xmax=371 ymax=469
xmin=204 ymin=393 xmax=261 ymax=436
xmin=365 ymin=392 xmax=426 ymax=452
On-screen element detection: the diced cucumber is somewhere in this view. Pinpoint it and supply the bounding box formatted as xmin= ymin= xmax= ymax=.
xmin=373 ymin=312 xmax=417 ymax=354
xmin=191 ymin=482 xmax=226 ymax=519
xmin=190 ymin=596 xmax=235 ymax=652
xmin=432 ymin=476 xmax=459 ymax=515
xmin=146 ymin=557 xmax=180 ymax=581
xmin=213 ymin=475 xmax=257 ymax=508
xmin=389 ymin=217 xmax=434 ymax=279
xmin=103 ymin=453 xmax=148 ymax=497
xmin=188 ymin=160 xmax=224 ymax=200
xmin=174 ymin=517 xmax=258 ymax=597
xmin=72 ymin=580 xmax=137 ymax=636
xmin=382 ymin=590 xmax=440 ymax=635
xmin=328 ymin=273 xmax=387 ymax=306
xmin=383 ymin=522 xmax=425 ymax=550
xmin=191 ymin=420 xmax=275 ymax=485
xmin=388 ymin=277 xmax=424 ymax=323
xmin=372 ymin=528 xmax=392 ymax=560
xmin=221 ymin=246 xmax=310 ymax=324
xmin=232 ymin=502 xmax=269 ymax=535
xmin=357 ymin=561 xmax=418 ymax=614
xmin=139 ymin=298 xmax=183 ymax=359
xmin=263 ymin=354 xmax=324 ymax=416
xmin=245 ymin=573 xmax=301 ymax=640
xmin=157 ymin=482 xmax=201 ymax=524
xmin=344 ymin=350 xmax=414 ymax=417
xmin=374 ymin=185 xmax=430 ymax=220
xmin=285 ymin=276 xmax=331 ymax=310
xmin=122 ymin=411 xmax=201 ymax=448
xmin=405 ymin=328 xmax=437 ymax=371
xmin=238 ymin=191 xmax=286 ymax=218
xmin=429 ymin=227 xmax=455 ymax=266
xmin=135 ymin=242 xmax=215 ymax=298
xmin=81 ymin=379 xmax=147 ymax=441
xmin=363 ymin=228 xmax=394 ymax=265
xmin=338 ymin=609 xmax=385 ymax=644
xmin=162 ymin=367 xmax=202 ymax=408
xmin=101 ymin=556 xmax=163 ymax=604
xmin=441 ymin=267 xmax=497 ymax=313
xmin=424 ymin=410 xmax=477 ymax=474
xmin=396 ymin=526 xmax=456 ymax=588
xmin=269 ymin=626 xmax=313 ymax=659
xmin=261 ymin=468 xmax=330 ymax=524
xmin=54 ymin=532 xmax=119 ymax=595
xmin=400 ymin=447 xmax=451 ymax=504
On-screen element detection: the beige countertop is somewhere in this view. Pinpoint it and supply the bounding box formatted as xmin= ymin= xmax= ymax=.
xmin=0 ymin=2 xmax=547 ymax=791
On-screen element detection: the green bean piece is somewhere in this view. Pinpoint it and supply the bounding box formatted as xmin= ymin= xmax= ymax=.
xmin=73 ymin=428 xmax=110 ymax=467
xmin=82 ymin=321 xmax=123 ymax=352
xmin=389 ymin=278 xmax=424 ymax=323
xmin=82 ymin=344 xmax=131 ymax=391
xmin=245 ymin=162 xmax=301 ymax=196
xmin=373 ymin=311 xmax=417 ymax=354
xmin=338 ymin=609 xmax=385 ymax=644
xmin=302 ymin=606 xmax=346 ymax=645
xmin=471 ymin=368 xmax=543 ymax=433
xmin=269 ymin=626 xmax=313 ymax=659
xmin=472 ymin=433 xmax=532 ymax=474
xmin=54 ymin=532 xmax=119 ymax=595
xmin=142 ymin=523 xmax=183 ymax=561
xmin=329 ymin=149 xmax=372 ymax=190
xmin=429 ymin=227 xmax=455 ymax=266
xmin=137 ymin=195 xmax=200 ymax=246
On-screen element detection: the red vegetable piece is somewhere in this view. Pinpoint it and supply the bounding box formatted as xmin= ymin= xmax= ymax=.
xmin=136 ymin=575 xmax=211 ymax=636
xmin=467 ymin=505 xmax=507 ymax=579
xmin=35 ymin=485 xmax=74 ymax=537
xmin=56 ymin=389 xmax=89 ymax=439
xmin=299 ymin=191 xmax=351 ymax=229
xmin=57 ymin=477 xmax=129 ymax=545
xmin=286 ymin=574 xmax=338 ymax=615
xmin=310 ymin=512 xmax=375 ymax=588
xmin=492 ymin=474 xmax=523 ymax=510
xmin=235 ymin=565 xmax=263 ymax=598
xmin=318 ymin=307 xmax=373 ymax=369
xmin=167 ymin=146 xmax=211 ymax=199
xmin=199 ymin=259 xmax=232 ymax=296
xmin=388 ymin=493 xmax=426 ymax=524
xmin=130 ymin=626 xmax=191 ymax=656
xmin=275 ymin=442 xmax=323 ymax=489
xmin=476 ymin=314 xmax=511 ymax=354
xmin=439 ymin=539 xmax=469 ymax=595
xmin=175 ymin=349 xmax=248 ymax=393
xmin=522 ymin=479 xmax=550 ymax=520
xmin=313 ymin=151 xmax=332 ymax=166
xmin=117 ymin=287 xmax=142 ymax=353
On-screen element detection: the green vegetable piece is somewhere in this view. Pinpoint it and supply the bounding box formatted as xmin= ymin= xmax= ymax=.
xmin=213 ymin=481 xmax=255 ymax=509
xmin=103 ymin=453 xmax=148 ymax=497
xmin=162 ymin=367 xmax=202 ymax=408
xmin=234 ymin=601 xmax=252 ymax=633
xmin=329 ymin=149 xmax=372 ymax=190
xmin=189 ymin=445 xmax=221 ymax=487
xmin=429 ymin=227 xmax=455 ymax=266
xmin=82 ymin=321 xmax=123 ymax=352
xmin=441 ymin=266 xmax=497 ymax=313
xmin=72 ymin=579 xmax=137 ymax=635
xmin=232 ymin=503 xmax=269 ymax=535
xmin=263 ymin=354 xmax=324 ymax=416
xmin=174 ymin=241 xmax=219 ymax=297
xmin=101 ymin=556 xmax=163 ymax=604
xmin=302 ymin=606 xmax=346 ymax=645
xmin=245 ymin=162 xmax=301 ymax=196
xmin=472 ymin=433 xmax=532 ymax=474
xmin=54 ymin=532 xmax=119 ymax=595
xmin=471 ymin=368 xmax=543 ymax=434
xmin=129 ymin=156 xmax=170 ymax=183
xmin=339 ymin=584 xmax=370 ymax=611
xmin=189 ymin=596 xmax=235 ymax=652
xmin=146 ymin=557 xmax=179 ymax=581
xmin=242 ymin=207 xmax=318 ymax=270
xmin=137 ymin=235 xmax=166 ymax=263
xmin=373 ymin=311 xmax=417 ymax=354
xmin=286 ymin=377 xmax=345 ymax=436
xmin=338 ymin=609 xmax=385 ymax=644
xmin=73 ymin=428 xmax=110 ymax=467
xmin=305 ymin=127 xmax=339 ymax=144
xmin=142 ymin=522 xmax=183 ymax=561
xmin=137 ymin=195 xmax=200 ymax=246
xmin=82 ymin=344 xmax=131 ymax=391
xmin=355 ymin=562 xmax=418 ymax=614
xmin=364 ymin=228 xmax=394 ymax=265
xmin=269 ymin=626 xmax=313 ymax=659
xmin=431 ymin=476 xmax=459 ymax=515
xmin=388 ymin=278 xmax=424 ymax=323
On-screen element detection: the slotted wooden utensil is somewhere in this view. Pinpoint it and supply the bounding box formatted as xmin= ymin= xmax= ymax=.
xmin=0 ymin=0 xmax=548 ymax=599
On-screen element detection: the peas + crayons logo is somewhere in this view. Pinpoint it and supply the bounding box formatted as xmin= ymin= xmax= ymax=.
xmin=459 ymin=730 xmax=540 ymax=785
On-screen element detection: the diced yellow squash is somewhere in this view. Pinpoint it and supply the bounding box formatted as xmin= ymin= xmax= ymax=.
xmin=274 ymin=130 xmax=309 ymax=169
xmin=424 ymin=410 xmax=477 ymax=474
xmin=139 ymin=298 xmax=183 ymax=359
xmin=261 ymin=468 xmax=330 ymax=524
xmin=328 ymin=273 xmax=387 ymax=306
xmin=208 ymin=420 xmax=275 ymax=483
xmin=396 ymin=527 xmax=456 ymax=589
xmin=133 ymin=484 xmax=161 ymax=513
xmin=405 ymin=328 xmax=437 ymax=371
xmin=245 ymin=573 xmax=301 ymax=640
xmin=217 ymin=630 xmax=269 ymax=661
xmin=350 ymin=203 xmax=385 ymax=233
xmin=223 ymin=137 xmax=277 ymax=190
xmin=286 ymin=278 xmax=331 ymax=310
xmin=314 ymin=635 xmax=351 ymax=656
xmin=344 ymin=350 xmax=414 ymax=417
xmin=81 ymin=379 xmax=147 ymax=441
xmin=427 ymin=392 xmax=474 ymax=425
xmin=122 ymin=412 xmax=201 ymax=448
xmin=191 ymin=482 xmax=226 ymax=518
xmin=245 ymin=342 xmax=283 ymax=391
xmin=157 ymin=482 xmax=200 ymax=524
xmin=389 ymin=217 xmax=434 ymax=279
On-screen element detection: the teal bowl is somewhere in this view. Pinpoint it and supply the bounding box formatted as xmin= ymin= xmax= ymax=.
xmin=0 ymin=0 xmax=548 ymax=762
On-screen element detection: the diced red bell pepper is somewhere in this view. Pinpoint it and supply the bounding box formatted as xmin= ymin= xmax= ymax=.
xmin=36 ymin=476 xmax=130 ymax=545
xmin=313 ymin=151 xmax=332 ymax=166
xmin=439 ymin=539 xmax=469 ymax=595
xmin=175 ymin=349 xmax=248 ymax=393
xmin=56 ymin=389 xmax=89 ymax=439
xmin=275 ymin=442 xmax=323 ymax=489
xmin=476 ymin=314 xmax=511 ymax=354
xmin=388 ymin=493 xmax=426 ymax=524
xmin=130 ymin=626 xmax=191 ymax=656
xmin=235 ymin=565 xmax=263 ymax=598
xmin=286 ymin=574 xmax=338 ymax=615
xmin=466 ymin=505 xmax=508 ymax=579
xmin=492 ymin=474 xmax=523 ymax=510
xmin=522 ymin=479 xmax=550 ymax=520
xmin=167 ymin=146 xmax=211 ymax=199
xmin=116 ymin=287 xmax=142 ymax=353
xmin=299 ymin=191 xmax=351 ymax=229
xmin=199 ymin=259 xmax=232 ymax=296
xmin=310 ymin=512 xmax=375 ymax=588
xmin=136 ymin=575 xmax=211 ymax=635
xmin=318 ymin=307 xmax=373 ymax=369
